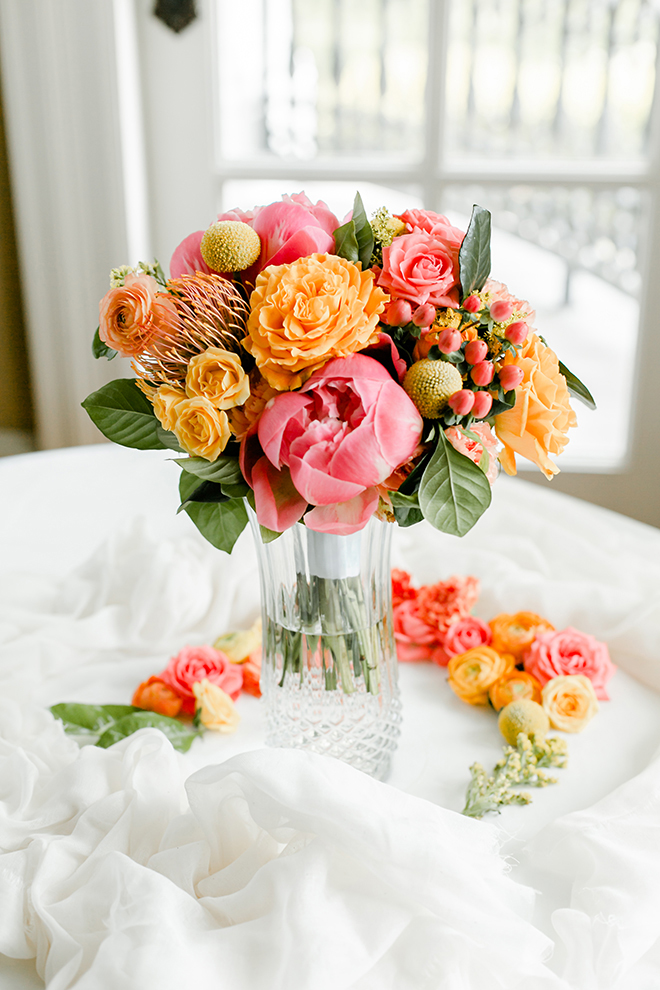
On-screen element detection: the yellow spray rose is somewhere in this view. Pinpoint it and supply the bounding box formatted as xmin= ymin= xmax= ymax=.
xmin=185 ymin=347 xmax=250 ymax=409
xmin=495 ymin=333 xmax=577 ymax=480
xmin=245 ymin=253 xmax=387 ymax=390
xmin=152 ymin=385 xmax=187 ymax=431
xmin=173 ymin=396 xmax=231 ymax=461
xmin=541 ymin=674 xmax=599 ymax=733
xmin=192 ymin=679 xmax=240 ymax=733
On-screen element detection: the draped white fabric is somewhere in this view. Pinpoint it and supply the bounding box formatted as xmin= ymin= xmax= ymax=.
xmin=1 ymin=445 xmax=660 ymax=989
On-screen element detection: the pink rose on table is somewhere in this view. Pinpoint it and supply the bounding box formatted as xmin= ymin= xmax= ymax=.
xmin=158 ymin=644 xmax=243 ymax=715
xmin=436 ymin=615 xmax=493 ymax=666
xmin=393 ymin=599 xmax=441 ymax=662
xmin=523 ymin=627 xmax=616 ymax=700
xmin=445 ymin=423 xmax=500 ymax=485
xmin=378 ymin=230 xmax=461 ymax=308
xmin=252 ymin=354 xmax=423 ymax=535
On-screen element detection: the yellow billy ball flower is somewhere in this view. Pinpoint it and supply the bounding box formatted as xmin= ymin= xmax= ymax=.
xmin=498 ymin=699 xmax=549 ymax=746
xmin=403 ymin=359 xmax=463 ymax=418
xmin=200 ymin=221 xmax=261 ymax=273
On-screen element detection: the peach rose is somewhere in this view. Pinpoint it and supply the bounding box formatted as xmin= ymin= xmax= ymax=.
xmin=132 ymin=676 xmax=182 ymax=718
xmin=159 ymin=644 xmax=243 ymax=715
xmin=185 ymin=347 xmax=250 ymax=409
xmin=524 ymin=626 xmax=616 ymax=700
xmin=488 ymin=670 xmax=542 ymax=712
xmin=245 ymin=253 xmax=387 ymax=390
xmin=495 ymin=333 xmax=577 ymax=479
xmin=227 ymin=370 xmax=278 ymax=440
xmin=152 ymin=385 xmax=187 ymax=431
xmin=541 ymin=674 xmax=599 ymax=732
xmin=489 ymin=612 xmax=555 ymax=661
xmin=173 ymin=396 xmax=231 ymax=461
xmin=448 ymin=647 xmax=515 ymax=705
xmin=192 ymin=679 xmax=240 ymax=732
xmin=99 ymin=273 xmax=176 ymax=358
xmin=378 ymin=231 xmax=460 ymax=309
xmin=444 ymin=423 xmax=500 ymax=485
xmin=397 ymin=209 xmax=465 ymax=250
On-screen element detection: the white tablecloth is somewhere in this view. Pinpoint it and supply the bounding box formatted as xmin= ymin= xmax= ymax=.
xmin=1 ymin=444 xmax=660 ymax=989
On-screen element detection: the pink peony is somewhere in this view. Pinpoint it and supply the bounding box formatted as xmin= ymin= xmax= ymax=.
xmin=523 ymin=627 xmax=616 ymax=700
xmin=434 ymin=616 xmax=492 ymax=667
xmin=169 ymin=231 xmax=215 ymax=279
xmin=158 ymin=645 xmax=243 ymax=715
xmin=445 ymin=423 xmax=500 ymax=485
xmin=378 ymin=230 xmax=461 ymax=308
xmin=252 ymin=354 xmax=423 ymax=535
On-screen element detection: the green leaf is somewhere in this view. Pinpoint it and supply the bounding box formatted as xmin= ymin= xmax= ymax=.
xmin=459 ymin=205 xmax=492 ymax=297
xmin=350 ymin=192 xmax=375 ymax=269
xmin=156 ymin=425 xmax=184 ymax=452
xmin=82 ymin=379 xmax=167 ymax=450
xmin=558 ymin=360 xmax=596 ymax=409
xmin=174 ymin=455 xmax=249 ymax=497
xmin=419 ymin=429 xmax=492 ymax=536
xmin=178 ymin=477 xmax=230 ymax=511
xmin=489 ymin=389 xmax=517 ymax=417
xmin=92 ymin=327 xmax=117 ymax=361
xmin=178 ymin=472 xmax=248 ymax=552
xmin=50 ymin=703 xmax=142 ymax=736
xmin=259 ymin=524 xmax=282 ymax=543
xmin=95 ymin=711 xmax=200 ymax=753
xmin=333 ymin=219 xmax=360 ymax=263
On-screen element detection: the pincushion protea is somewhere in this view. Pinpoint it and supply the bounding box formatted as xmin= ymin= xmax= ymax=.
xmin=133 ymin=273 xmax=250 ymax=392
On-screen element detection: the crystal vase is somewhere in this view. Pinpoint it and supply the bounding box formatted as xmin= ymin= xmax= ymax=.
xmin=248 ymin=508 xmax=402 ymax=780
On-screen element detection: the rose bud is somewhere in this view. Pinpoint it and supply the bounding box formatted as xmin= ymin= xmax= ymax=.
xmin=471 ymin=361 xmax=494 ymax=386
xmin=384 ymin=298 xmax=413 ymax=326
xmin=462 ymin=294 xmax=481 ymax=313
xmin=447 ymin=389 xmax=476 ymax=415
xmin=412 ymin=303 xmax=437 ymax=327
xmin=436 ymin=327 xmax=462 ymax=354
xmin=504 ymin=321 xmax=528 ymax=346
xmin=490 ymin=299 xmax=514 ymax=322
xmin=498 ymin=364 xmax=524 ymax=391
xmin=464 ymin=339 xmax=488 ymax=365
xmin=471 ymin=391 xmax=493 ymax=419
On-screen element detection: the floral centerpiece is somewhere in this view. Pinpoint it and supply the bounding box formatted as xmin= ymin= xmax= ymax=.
xmin=83 ymin=192 xmax=593 ymax=777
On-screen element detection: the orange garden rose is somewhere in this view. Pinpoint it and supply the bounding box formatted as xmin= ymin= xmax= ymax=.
xmin=185 ymin=347 xmax=250 ymax=409
xmin=447 ymin=647 xmax=515 ymax=705
xmin=99 ymin=273 xmax=176 ymax=358
xmin=173 ymin=396 xmax=231 ymax=461
xmin=152 ymin=385 xmax=187 ymax=431
xmin=132 ymin=676 xmax=182 ymax=718
xmin=495 ymin=333 xmax=577 ymax=479
xmin=488 ymin=670 xmax=542 ymax=712
xmin=541 ymin=674 xmax=599 ymax=732
xmin=489 ymin=611 xmax=555 ymax=661
xmin=244 ymin=253 xmax=387 ymax=390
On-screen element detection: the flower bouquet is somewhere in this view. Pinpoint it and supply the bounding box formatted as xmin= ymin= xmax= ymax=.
xmin=84 ymin=191 xmax=593 ymax=776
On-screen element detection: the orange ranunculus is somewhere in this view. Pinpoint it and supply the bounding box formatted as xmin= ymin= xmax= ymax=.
xmin=152 ymin=385 xmax=187 ymax=431
xmin=99 ymin=273 xmax=176 ymax=358
xmin=489 ymin=670 xmax=542 ymax=712
xmin=244 ymin=253 xmax=387 ymax=390
xmin=227 ymin=370 xmax=278 ymax=440
xmin=494 ymin=333 xmax=577 ymax=479
xmin=447 ymin=647 xmax=515 ymax=705
xmin=185 ymin=347 xmax=250 ymax=409
xmin=173 ymin=395 xmax=231 ymax=461
xmin=489 ymin=612 xmax=555 ymax=661
xmin=132 ymin=676 xmax=182 ymax=717
xmin=541 ymin=674 xmax=599 ymax=732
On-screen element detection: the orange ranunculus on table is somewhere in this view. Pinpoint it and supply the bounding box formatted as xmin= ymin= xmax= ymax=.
xmin=488 ymin=670 xmax=543 ymax=712
xmin=447 ymin=647 xmax=515 ymax=705
xmin=132 ymin=676 xmax=183 ymax=718
xmin=489 ymin=611 xmax=555 ymax=661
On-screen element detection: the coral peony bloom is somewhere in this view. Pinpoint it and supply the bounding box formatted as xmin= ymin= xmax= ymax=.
xmin=541 ymin=674 xmax=599 ymax=732
xmin=489 ymin=612 xmax=555 ymax=661
xmin=495 ymin=333 xmax=577 ymax=479
xmin=169 ymin=231 xmax=215 ymax=279
xmin=378 ymin=230 xmax=460 ymax=309
xmin=132 ymin=676 xmax=182 ymax=718
xmin=441 ymin=616 xmax=493 ymax=662
xmin=159 ymin=645 xmax=243 ymax=716
xmin=173 ymin=395 xmax=232 ymax=461
xmin=524 ymin=626 xmax=616 ymax=700
xmin=445 ymin=423 xmax=500 ymax=485
xmin=254 ymin=354 xmax=423 ymax=534
xmin=392 ymin=568 xmax=416 ymax=607
xmin=448 ymin=647 xmax=515 ymax=705
xmin=416 ymin=575 xmax=480 ymax=639
xmin=192 ymin=679 xmax=240 ymax=733
xmin=488 ymin=670 xmax=542 ymax=712
xmin=99 ymin=273 xmax=176 ymax=358
xmin=246 ymin=253 xmax=387 ymax=390
xmin=185 ymin=347 xmax=250 ymax=409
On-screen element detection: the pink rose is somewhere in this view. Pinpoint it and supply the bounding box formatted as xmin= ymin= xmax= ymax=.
xmin=484 ymin=279 xmax=536 ymax=327
xmin=437 ymin=616 xmax=493 ymax=666
xmin=252 ymin=354 xmax=423 ymax=535
xmin=378 ymin=231 xmax=460 ymax=308
xmin=393 ymin=599 xmax=440 ymax=662
xmin=523 ymin=627 xmax=616 ymax=700
xmin=158 ymin=645 xmax=243 ymax=715
xmin=397 ymin=209 xmax=465 ymax=250
xmin=445 ymin=423 xmax=500 ymax=485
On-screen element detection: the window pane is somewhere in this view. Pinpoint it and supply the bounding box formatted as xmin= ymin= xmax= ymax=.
xmin=220 ymin=179 xmax=423 ymax=220
xmin=442 ymin=183 xmax=644 ymax=469
xmin=446 ymin=0 xmax=660 ymax=161
xmin=216 ymin=0 xmax=428 ymax=161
